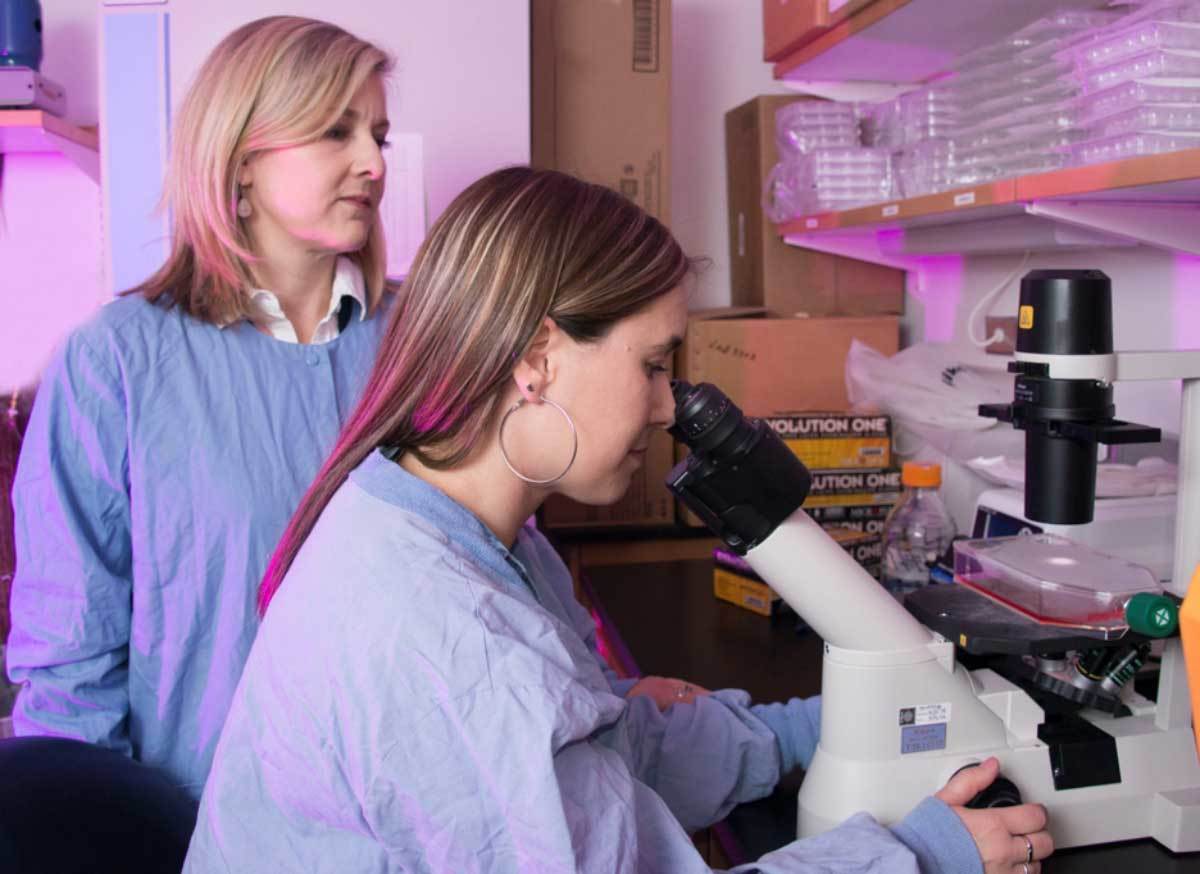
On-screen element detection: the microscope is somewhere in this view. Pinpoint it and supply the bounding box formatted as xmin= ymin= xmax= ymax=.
xmin=666 ymin=269 xmax=1200 ymax=851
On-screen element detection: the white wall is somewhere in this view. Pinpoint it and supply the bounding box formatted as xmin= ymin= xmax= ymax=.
xmin=0 ymin=0 xmax=103 ymax=389
xmin=671 ymin=0 xmax=784 ymax=309
xmin=164 ymin=2 xmax=529 ymax=228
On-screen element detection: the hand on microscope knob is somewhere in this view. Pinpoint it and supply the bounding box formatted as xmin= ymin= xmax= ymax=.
xmin=627 ymin=676 xmax=712 ymax=711
xmin=936 ymin=758 xmax=1054 ymax=874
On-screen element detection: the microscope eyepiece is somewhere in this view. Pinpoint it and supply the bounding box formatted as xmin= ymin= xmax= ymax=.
xmin=669 ymin=380 xmax=756 ymax=462
xmin=666 ymin=379 xmax=811 ymax=553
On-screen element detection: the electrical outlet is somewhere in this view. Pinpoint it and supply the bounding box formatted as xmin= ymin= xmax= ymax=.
xmin=985 ymin=316 xmax=1018 ymax=355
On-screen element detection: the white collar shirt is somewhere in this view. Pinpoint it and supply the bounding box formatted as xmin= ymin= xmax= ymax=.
xmin=245 ymin=256 xmax=368 ymax=345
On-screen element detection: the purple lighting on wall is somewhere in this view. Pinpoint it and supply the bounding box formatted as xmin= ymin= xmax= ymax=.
xmin=910 ymin=254 xmax=964 ymax=344
xmin=1171 ymin=254 xmax=1200 ymax=350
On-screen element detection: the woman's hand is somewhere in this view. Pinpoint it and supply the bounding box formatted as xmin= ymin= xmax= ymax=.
xmin=936 ymin=758 xmax=1054 ymax=874
xmin=627 ymin=676 xmax=711 ymax=711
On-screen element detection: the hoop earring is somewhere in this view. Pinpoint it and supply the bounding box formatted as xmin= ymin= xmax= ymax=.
xmin=498 ymin=396 xmax=578 ymax=485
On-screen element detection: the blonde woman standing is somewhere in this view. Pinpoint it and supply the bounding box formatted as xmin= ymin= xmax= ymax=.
xmin=6 ymin=17 xmax=394 ymax=797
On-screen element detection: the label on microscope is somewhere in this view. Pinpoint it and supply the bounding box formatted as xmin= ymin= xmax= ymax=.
xmin=900 ymin=723 xmax=947 ymax=754
xmin=898 ymin=703 xmax=950 ymax=754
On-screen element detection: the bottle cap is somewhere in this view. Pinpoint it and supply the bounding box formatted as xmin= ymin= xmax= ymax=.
xmin=901 ymin=461 xmax=941 ymax=488
xmin=1125 ymin=592 xmax=1178 ymax=638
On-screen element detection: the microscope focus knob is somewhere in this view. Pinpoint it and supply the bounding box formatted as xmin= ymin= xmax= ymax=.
xmin=965 ymin=774 xmax=1023 ymax=809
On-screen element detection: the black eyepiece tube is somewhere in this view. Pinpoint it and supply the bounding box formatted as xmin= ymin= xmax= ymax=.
xmin=1025 ymin=430 xmax=1097 ymax=524
xmin=667 ymin=380 xmax=811 ymax=554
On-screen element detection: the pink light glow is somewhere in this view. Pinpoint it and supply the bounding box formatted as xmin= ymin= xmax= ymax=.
xmin=1171 ymin=254 xmax=1200 ymax=350
xmin=0 ymin=152 xmax=104 ymax=390
xmin=910 ymin=255 xmax=964 ymax=344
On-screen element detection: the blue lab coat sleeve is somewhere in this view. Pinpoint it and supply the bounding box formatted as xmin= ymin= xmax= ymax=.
xmin=7 ymin=331 xmax=134 ymax=752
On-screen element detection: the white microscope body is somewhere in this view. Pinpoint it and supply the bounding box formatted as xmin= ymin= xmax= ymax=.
xmin=741 ymin=350 xmax=1200 ymax=852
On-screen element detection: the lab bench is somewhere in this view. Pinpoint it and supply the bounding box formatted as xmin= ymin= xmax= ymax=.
xmin=583 ymin=559 xmax=1200 ymax=873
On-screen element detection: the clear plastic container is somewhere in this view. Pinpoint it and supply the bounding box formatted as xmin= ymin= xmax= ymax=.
xmin=953 ymin=534 xmax=1164 ymax=638
xmin=776 ymin=130 xmax=861 ymax=157
xmin=1072 ymin=129 xmax=1200 ymax=164
xmin=951 ymin=57 xmax=1071 ymax=97
xmin=1081 ymin=48 xmax=1200 ymax=93
xmin=881 ymin=463 xmax=957 ymax=602
xmin=1086 ymin=101 xmax=1200 ymax=136
xmin=1076 ymin=19 xmax=1200 ymax=69
xmin=763 ymin=153 xmax=895 ymax=221
xmin=775 ymin=101 xmax=860 ymax=156
xmin=952 ymin=117 xmax=1079 ymax=153
xmin=948 ymin=153 xmax=1074 ymax=188
xmin=955 ymin=95 xmax=1079 ymax=135
xmin=951 ymin=10 xmax=1124 ymax=73
xmin=1073 ymin=78 xmax=1200 ymax=124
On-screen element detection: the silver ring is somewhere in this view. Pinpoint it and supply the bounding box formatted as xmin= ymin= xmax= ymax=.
xmin=1022 ymin=863 xmax=1030 ymax=874
xmin=1023 ymin=834 xmax=1034 ymax=864
xmin=676 ymin=683 xmax=690 ymax=700
xmin=497 ymin=395 xmax=578 ymax=485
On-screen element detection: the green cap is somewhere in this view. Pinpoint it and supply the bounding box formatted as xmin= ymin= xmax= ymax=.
xmin=1125 ymin=592 xmax=1179 ymax=638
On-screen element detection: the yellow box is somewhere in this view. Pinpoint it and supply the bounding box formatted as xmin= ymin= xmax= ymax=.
xmin=713 ymin=567 xmax=781 ymax=617
xmin=765 ymin=412 xmax=891 ymax=471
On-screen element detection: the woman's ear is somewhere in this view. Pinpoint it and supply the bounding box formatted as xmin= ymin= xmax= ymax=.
xmin=511 ymin=317 xmax=563 ymax=402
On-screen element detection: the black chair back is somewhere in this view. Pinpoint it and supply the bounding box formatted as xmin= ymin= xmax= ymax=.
xmin=0 ymin=736 xmax=198 ymax=874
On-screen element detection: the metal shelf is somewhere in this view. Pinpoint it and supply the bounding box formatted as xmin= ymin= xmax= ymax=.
xmin=0 ymin=110 xmax=100 ymax=183
xmin=772 ymin=0 xmax=1110 ymax=84
xmin=778 ymin=149 xmax=1200 ymax=265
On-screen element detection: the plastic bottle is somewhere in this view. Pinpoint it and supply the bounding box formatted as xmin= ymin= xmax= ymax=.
xmin=881 ymin=461 xmax=957 ymax=601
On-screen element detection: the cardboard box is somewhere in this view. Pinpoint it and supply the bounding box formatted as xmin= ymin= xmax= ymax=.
xmin=541 ymin=427 xmax=676 ymax=529
xmin=808 ymin=502 xmax=894 ymax=537
xmin=532 ymin=0 xmax=670 ymax=224
xmin=764 ymin=412 xmax=891 ymax=470
xmin=803 ymin=468 xmax=903 ymax=509
xmin=725 ymin=95 xmax=903 ymax=316
xmin=713 ymin=565 xmax=787 ymax=618
xmin=676 ymin=310 xmax=900 ymax=416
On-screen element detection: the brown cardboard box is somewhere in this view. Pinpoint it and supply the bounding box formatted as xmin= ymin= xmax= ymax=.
xmin=675 ymin=310 xmax=898 ymax=526
xmin=764 ymin=411 xmax=892 ymax=470
xmin=541 ymin=428 xmax=676 ymax=528
xmin=725 ymin=95 xmax=903 ymax=316
xmin=532 ymin=0 xmax=670 ymax=224
xmin=677 ymin=309 xmax=899 ymax=416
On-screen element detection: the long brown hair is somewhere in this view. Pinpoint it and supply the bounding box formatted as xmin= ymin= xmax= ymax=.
xmin=259 ymin=167 xmax=693 ymax=614
xmin=133 ymin=16 xmax=393 ymax=322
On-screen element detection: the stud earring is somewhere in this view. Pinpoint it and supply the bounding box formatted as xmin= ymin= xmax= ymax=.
xmin=237 ymin=196 xmax=253 ymax=219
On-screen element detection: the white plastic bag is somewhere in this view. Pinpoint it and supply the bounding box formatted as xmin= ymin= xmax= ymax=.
xmin=845 ymin=339 xmax=1014 ymax=431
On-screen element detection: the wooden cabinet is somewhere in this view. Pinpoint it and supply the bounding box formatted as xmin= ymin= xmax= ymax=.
xmin=768 ymin=0 xmax=1108 ymax=82
xmin=762 ymin=0 xmax=828 ymax=62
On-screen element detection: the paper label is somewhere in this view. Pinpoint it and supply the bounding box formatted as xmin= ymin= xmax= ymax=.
xmin=953 ymin=191 xmax=976 ymax=207
xmin=805 ymin=218 xmax=819 ymax=229
xmin=1019 ymin=305 xmax=1034 ymax=330
xmin=901 ymin=723 xmax=947 ymax=754
xmin=881 ymin=204 xmax=899 ymax=217
xmin=899 ymin=703 xmax=950 ymax=754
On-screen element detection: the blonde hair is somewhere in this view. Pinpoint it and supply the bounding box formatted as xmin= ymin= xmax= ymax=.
xmin=259 ymin=167 xmax=698 ymax=613
xmin=135 ymin=16 xmax=393 ymax=323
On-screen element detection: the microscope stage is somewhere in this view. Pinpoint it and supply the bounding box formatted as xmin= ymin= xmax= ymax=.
xmin=904 ymin=584 xmax=1155 ymax=656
